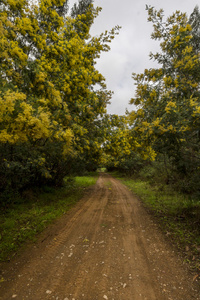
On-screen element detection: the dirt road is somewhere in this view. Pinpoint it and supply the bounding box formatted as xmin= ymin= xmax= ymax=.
xmin=0 ymin=174 xmax=199 ymax=300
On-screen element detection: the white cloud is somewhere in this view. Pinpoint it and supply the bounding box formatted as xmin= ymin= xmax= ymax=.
xmin=69 ymin=0 xmax=199 ymax=115
xmin=90 ymin=0 xmax=199 ymax=115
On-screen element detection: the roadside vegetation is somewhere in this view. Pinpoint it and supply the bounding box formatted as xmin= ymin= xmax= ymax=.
xmin=0 ymin=174 xmax=97 ymax=262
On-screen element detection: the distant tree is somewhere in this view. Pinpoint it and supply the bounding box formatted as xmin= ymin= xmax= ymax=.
xmin=189 ymin=5 xmax=200 ymax=53
xmin=71 ymin=0 xmax=93 ymax=17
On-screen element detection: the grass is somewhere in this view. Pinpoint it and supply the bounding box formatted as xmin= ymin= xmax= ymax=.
xmin=0 ymin=174 xmax=98 ymax=262
xmin=73 ymin=175 xmax=97 ymax=187
xmin=114 ymin=174 xmax=200 ymax=272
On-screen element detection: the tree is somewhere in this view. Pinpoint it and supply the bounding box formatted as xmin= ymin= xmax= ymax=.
xmin=0 ymin=0 xmax=120 ymax=196
xmin=129 ymin=6 xmax=200 ymax=193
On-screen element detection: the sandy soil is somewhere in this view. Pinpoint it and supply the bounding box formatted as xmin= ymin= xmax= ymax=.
xmin=0 ymin=173 xmax=199 ymax=300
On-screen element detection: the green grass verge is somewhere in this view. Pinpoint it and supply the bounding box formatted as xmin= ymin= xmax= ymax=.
xmin=115 ymin=175 xmax=200 ymax=271
xmin=0 ymin=175 xmax=98 ymax=262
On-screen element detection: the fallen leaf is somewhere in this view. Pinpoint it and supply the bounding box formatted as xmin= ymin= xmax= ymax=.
xmin=193 ymin=274 xmax=199 ymax=282
xmin=83 ymin=238 xmax=89 ymax=243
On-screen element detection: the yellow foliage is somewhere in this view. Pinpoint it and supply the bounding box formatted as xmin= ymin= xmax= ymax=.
xmin=142 ymin=147 xmax=157 ymax=161
xmin=165 ymin=101 xmax=177 ymax=113
xmin=153 ymin=118 xmax=160 ymax=127
xmin=193 ymin=106 xmax=200 ymax=115
xmin=163 ymin=76 xmax=172 ymax=86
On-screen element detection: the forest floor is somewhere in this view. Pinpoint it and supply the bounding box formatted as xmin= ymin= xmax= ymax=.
xmin=0 ymin=173 xmax=199 ymax=300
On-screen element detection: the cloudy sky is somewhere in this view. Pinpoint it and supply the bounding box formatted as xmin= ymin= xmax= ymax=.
xmin=72 ymin=0 xmax=199 ymax=115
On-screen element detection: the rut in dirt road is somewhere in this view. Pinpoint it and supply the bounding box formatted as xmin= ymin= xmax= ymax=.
xmin=0 ymin=174 xmax=199 ymax=300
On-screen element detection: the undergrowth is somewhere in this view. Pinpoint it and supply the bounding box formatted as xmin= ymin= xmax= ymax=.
xmin=114 ymin=173 xmax=200 ymax=272
xmin=0 ymin=175 xmax=97 ymax=262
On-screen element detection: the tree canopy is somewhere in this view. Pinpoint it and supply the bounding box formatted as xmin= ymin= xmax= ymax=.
xmin=127 ymin=5 xmax=200 ymax=193
xmin=0 ymin=0 xmax=120 ymax=195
